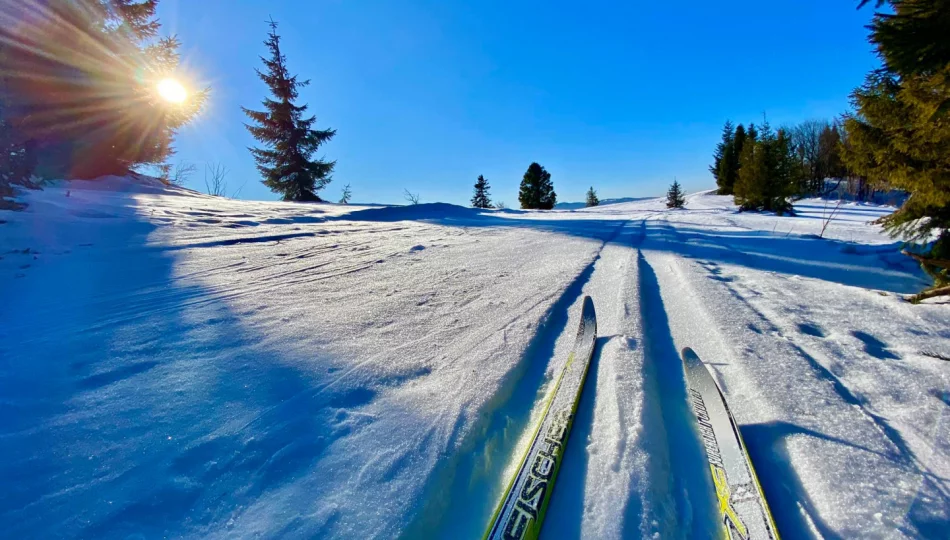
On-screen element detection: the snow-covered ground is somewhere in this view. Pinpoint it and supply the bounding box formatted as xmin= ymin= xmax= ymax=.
xmin=1 ymin=179 xmax=947 ymax=539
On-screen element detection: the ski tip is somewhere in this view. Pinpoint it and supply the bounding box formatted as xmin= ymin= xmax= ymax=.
xmin=681 ymin=347 xmax=701 ymax=366
xmin=581 ymin=295 xmax=596 ymax=329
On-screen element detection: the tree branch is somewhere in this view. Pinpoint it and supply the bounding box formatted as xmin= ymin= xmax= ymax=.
xmin=901 ymin=250 xmax=950 ymax=269
xmin=908 ymin=285 xmax=950 ymax=304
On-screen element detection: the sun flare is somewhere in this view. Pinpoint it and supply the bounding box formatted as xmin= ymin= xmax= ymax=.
xmin=157 ymin=78 xmax=187 ymax=104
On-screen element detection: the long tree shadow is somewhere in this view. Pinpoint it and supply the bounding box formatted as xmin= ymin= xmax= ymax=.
xmin=338 ymin=204 xmax=926 ymax=294
xmin=741 ymin=421 xmax=848 ymax=540
xmin=0 ymin=191 xmax=424 ymax=538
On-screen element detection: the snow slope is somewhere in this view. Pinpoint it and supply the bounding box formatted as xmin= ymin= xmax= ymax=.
xmin=1 ymin=181 xmax=947 ymax=539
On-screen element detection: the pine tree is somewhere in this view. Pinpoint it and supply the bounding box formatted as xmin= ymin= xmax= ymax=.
xmin=666 ymin=179 xmax=686 ymax=209
xmin=0 ymin=0 xmax=206 ymax=179
xmin=519 ymin=162 xmax=556 ymax=209
xmin=711 ymin=121 xmax=734 ymax=194
xmin=586 ymin=186 xmax=599 ymax=207
xmin=339 ymin=183 xmax=352 ymax=204
xmin=471 ymin=175 xmax=492 ymax=208
xmin=243 ymin=20 xmax=335 ymax=202
xmin=844 ymin=1 xmax=950 ymax=300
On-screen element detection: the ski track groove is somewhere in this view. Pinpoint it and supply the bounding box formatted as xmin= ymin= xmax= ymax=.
xmin=634 ymin=242 xmax=719 ymax=538
xmin=399 ymin=225 xmax=620 ymax=538
xmin=647 ymin=214 xmax=949 ymax=538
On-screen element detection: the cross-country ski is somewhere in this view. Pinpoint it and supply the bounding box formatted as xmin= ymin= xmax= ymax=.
xmin=682 ymin=347 xmax=780 ymax=540
xmin=484 ymin=296 xmax=597 ymax=540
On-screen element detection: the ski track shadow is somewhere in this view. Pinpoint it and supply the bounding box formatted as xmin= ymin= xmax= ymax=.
xmin=400 ymin=242 xmax=607 ymax=538
xmin=541 ymin=334 xmax=612 ymax=538
xmin=742 ymin=420 xmax=950 ymax=539
xmin=741 ymin=421 xmax=848 ymax=540
xmin=629 ymin=251 xmax=717 ymax=539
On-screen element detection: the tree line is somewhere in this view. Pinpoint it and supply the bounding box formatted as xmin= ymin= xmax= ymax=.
xmin=708 ymin=0 xmax=949 ymax=300
xmin=710 ymin=118 xmax=853 ymax=215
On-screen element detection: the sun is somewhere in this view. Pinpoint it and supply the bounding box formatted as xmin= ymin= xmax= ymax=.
xmin=157 ymin=78 xmax=187 ymax=104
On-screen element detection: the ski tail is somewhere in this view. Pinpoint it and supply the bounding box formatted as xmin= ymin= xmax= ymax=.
xmin=484 ymin=296 xmax=597 ymax=540
xmin=681 ymin=347 xmax=780 ymax=540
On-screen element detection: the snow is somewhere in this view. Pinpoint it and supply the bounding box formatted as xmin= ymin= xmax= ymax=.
xmin=1 ymin=179 xmax=947 ymax=538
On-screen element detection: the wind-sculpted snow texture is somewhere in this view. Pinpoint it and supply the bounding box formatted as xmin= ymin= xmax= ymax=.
xmin=1 ymin=178 xmax=947 ymax=539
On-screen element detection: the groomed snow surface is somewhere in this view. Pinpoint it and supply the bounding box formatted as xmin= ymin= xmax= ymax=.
xmin=1 ymin=178 xmax=948 ymax=539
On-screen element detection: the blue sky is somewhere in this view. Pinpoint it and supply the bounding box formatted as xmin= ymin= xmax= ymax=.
xmin=158 ymin=0 xmax=878 ymax=205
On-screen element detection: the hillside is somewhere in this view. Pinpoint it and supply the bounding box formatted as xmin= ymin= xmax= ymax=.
xmin=1 ymin=179 xmax=947 ymax=538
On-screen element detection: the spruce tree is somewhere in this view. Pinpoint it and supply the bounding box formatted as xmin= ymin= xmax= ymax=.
xmin=666 ymin=179 xmax=686 ymax=209
xmin=339 ymin=184 xmax=352 ymax=204
xmin=734 ymin=121 xmax=794 ymax=215
xmin=471 ymin=175 xmax=492 ymax=208
xmin=519 ymin=162 xmax=556 ymax=209
xmin=844 ymin=0 xmax=950 ymax=299
xmin=711 ymin=121 xmax=734 ymax=194
xmin=586 ymin=186 xmax=599 ymax=207
xmin=767 ymin=128 xmax=796 ymax=214
xmin=735 ymin=124 xmax=764 ymax=211
xmin=726 ymin=124 xmax=746 ymax=194
xmin=0 ymin=0 xmax=206 ymax=179
xmin=244 ymin=20 xmax=335 ymax=202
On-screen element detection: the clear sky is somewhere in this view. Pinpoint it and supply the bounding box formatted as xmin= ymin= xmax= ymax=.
xmin=157 ymin=0 xmax=878 ymax=205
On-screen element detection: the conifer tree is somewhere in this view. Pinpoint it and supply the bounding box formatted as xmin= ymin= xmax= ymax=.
xmin=666 ymin=179 xmax=686 ymax=209
xmin=746 ymin=123 xmax=758 ymax=145
xmin=727 ymin=124 xmax=746 ymax=193
xmin=0 ymin=92 xmax=35 ymax=194
xmin=0 ymin=0 xmax=206 ymax=179
xmin=586 ymin=186 xmax=599 ymax=207
xmin=339 ymin=184 xmax=352 ymax=204
xmin=734 ymin=121 xmax=795 ymax=215
xmin=711 ymin=121 xmax=734 ymax=194
xmin=845 ymin=0 xmax=950 ymax=300
xmin=471 ymin=175 xmax=492 ymax=208
xmin=244 ymin=20 xmax=335 ymax=202
xmin=818 ymin=122 xmax=846 ymax=183
xmin=519 ymin=162 xmax=556 ymax=209
xmin=768 ymin=128 xmax=796 ymax=214
xmin=734 ymin=126 xmax=764 ymax=210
